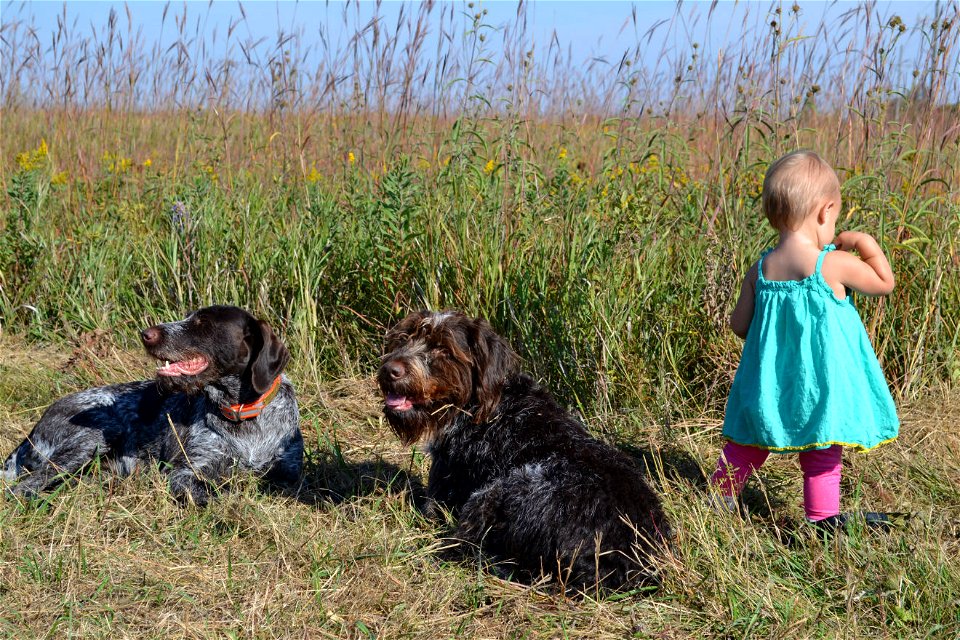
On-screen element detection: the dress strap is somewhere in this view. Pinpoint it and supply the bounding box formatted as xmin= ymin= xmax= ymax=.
xmin=757 ymin=248 xmax=773 ymax=282
xmin=815 ymin=244 xmax=836 ymax=275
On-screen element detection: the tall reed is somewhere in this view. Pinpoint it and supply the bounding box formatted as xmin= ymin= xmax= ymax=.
xmin=2 ymin=1 xmax=958 ymax=416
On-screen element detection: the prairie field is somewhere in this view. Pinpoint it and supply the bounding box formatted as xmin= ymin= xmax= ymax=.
xmin=1 ymin=2 xmax=959 ymax=638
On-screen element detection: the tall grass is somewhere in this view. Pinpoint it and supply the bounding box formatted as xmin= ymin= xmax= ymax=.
xmin=1 ymin=3 xmax=958 ymax=420
xmin=2 ymin=2 xmax=959 ymax=413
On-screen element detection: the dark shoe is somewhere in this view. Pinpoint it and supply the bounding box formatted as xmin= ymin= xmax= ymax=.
xmin=809 ymin=513 xmax=847 ymax=536
xmin=809 ymin=511 xmax=907 ymax=537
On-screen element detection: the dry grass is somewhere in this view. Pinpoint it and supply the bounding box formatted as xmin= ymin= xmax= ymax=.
xmin=1 ymin=336 xmax=958 ymax=639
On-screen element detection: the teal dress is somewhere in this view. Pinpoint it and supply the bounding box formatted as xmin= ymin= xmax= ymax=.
xmin=722 ymin=245 xmax=899 ymax=453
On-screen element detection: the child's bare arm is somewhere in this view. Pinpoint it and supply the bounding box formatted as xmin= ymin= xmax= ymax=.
xmin=730 ymin=262 xmax=759 ymax=339
xmin=831 ymin=231 xmax=895 ymax=296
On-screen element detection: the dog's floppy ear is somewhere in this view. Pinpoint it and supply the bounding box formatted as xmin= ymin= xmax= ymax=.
xmin=250 ymin=319 xmax=290 ymax=394
xmin=470 ymin=318 xmax=519 ymax=422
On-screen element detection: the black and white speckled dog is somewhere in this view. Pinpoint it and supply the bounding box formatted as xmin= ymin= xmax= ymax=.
xmin=3 ymin=305 xmax=303 ymax=504
xmin=377 ymin=310 xmax=670 ymax=591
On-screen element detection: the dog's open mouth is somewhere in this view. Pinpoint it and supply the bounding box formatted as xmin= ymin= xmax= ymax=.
xmin=156 ymin=356 xmax=209 ymax=377
xmin=384 ymin=393 xmax=415 ymax=412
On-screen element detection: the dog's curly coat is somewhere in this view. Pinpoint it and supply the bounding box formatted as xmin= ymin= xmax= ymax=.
xmin=377 ymin=310 xmax=670 ymax=590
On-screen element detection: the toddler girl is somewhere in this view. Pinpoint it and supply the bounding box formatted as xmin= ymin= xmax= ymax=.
xmin=710 ymin=150 xmax=899 ymax=529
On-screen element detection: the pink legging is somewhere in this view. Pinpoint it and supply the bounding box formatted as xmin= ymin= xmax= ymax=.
xmin=710 ymin=441 xmax=842 ymax=521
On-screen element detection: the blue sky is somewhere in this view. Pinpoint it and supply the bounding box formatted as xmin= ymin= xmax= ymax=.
xmin=2 ymin=1 xmax=942 ymax=66
xmin=1 ymin=0 xmax=950 ymax=109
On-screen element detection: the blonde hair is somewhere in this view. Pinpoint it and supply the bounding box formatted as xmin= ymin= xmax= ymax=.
xmin=761 ymin=151 xmax=839 ymax=231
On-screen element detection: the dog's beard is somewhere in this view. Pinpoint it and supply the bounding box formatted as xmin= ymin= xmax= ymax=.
xmin=385 ymin=407 xmax=435 ymax=445
xmin=384 ymin=401 xmax=464 ymax=446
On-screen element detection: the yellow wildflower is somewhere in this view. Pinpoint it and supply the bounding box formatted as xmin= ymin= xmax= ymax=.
xmin=484 ymin=159 xmax=496 ymax=174
xmin=306 ymin=166 xmax=322 ymax=183
xmin=16 ymin=139 xmax=49 ymax=171
xmin=51 ymin=171 xmax=68 ymax=186
xmin=102 ymin=151 xmax=131 ymax=174
xmin=144 ymin=158 xmax=153 ymax=168
xmin=348 ymin=151 xmax=356 ymax=165
xmin=558 ymin=147 xmax=568 ymax=160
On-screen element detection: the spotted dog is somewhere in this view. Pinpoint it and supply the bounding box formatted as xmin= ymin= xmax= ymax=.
xmin=377 ymin=310 xmax=670 ymax=591
xmin=3 ymin=305 xmax=303 ymax=504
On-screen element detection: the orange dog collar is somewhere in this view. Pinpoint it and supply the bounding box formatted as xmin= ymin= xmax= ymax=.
xmin=219 ymin=376 xmax=282 ymax=422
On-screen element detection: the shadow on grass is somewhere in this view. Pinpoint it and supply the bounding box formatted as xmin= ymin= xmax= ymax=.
xmin=619 ymin=443 xmax=709 ymax=487
xmin=618 ymin=442 xmax=794 ymax=527
xmin=288 ymin=450 xmax=428 ymax=510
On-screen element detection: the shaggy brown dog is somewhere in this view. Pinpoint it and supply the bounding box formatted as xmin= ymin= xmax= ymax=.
xmin=377 ymin=310 xmax=670 ymax=591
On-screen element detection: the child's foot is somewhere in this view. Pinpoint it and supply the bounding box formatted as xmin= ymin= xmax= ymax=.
xmin=707 ymin=494 xmax=740 ymax=515
xmin=808 ymin=511 xmax=906 ymax=536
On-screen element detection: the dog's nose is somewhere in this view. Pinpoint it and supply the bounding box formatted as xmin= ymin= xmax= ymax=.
xmin=140 ymin=327 xmax=162 ymax=346
xmin=384 ymin=361 xmax=406 ymax=380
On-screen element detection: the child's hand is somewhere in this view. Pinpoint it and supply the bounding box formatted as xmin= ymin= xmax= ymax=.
xmin=826 ymin=231 xmax=895 ymax=296
xmin=834 ymin=231 xmax=876 ymax=254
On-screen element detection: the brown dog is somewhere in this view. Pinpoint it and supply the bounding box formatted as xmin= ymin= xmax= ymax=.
xmin=377 ymin=310 xmax=670 ymax=591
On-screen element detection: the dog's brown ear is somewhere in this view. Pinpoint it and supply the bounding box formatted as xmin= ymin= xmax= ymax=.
xmin=250 ymin=320 xmax=290 ymax=393
xmin=470 ymin=319 xmax=519 ymax=422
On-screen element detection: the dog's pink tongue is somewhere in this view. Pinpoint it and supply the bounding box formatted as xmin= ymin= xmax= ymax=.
xmin=385 ymin=393 xmax=413 ymax=411
xmin=157 ymin=356 xmax=209 ymax=377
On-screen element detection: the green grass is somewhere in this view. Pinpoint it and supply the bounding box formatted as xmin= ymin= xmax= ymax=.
xmin=2 ymin=145 xmax=958 ymax=417
xmin=1 ymin=339 xmax=958 ymax=638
